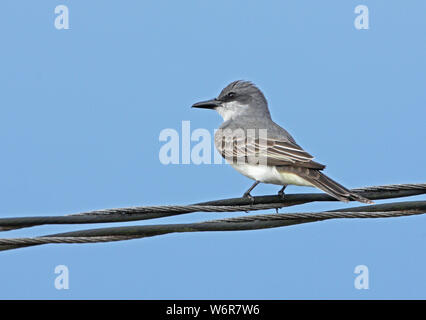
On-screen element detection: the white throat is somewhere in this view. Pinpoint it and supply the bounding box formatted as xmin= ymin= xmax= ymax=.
xmin=216 ymin=101 xmax=247 ymax=121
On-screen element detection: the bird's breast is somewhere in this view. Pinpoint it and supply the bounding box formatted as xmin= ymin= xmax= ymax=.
xmin=229 ymin=162 xmax=313 ymax=186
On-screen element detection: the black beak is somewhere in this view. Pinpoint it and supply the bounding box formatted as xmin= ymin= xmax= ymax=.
xmin=191 ymin=98 xmax=221 ymax=110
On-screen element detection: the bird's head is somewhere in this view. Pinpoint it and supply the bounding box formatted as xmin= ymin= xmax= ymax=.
xmin=192 ymin=80 xmax=271 ymax=121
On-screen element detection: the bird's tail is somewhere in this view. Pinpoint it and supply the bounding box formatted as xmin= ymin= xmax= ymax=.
xmin=278 ymin=167 xmax=373 ymax=204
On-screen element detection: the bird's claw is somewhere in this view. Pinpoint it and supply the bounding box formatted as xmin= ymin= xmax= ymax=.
xmin=243 ymin=192 xmax=255 ymax=204
xmin=278 ymin=186 xmax=287 ymax=198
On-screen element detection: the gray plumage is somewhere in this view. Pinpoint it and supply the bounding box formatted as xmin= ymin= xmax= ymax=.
xmin=192 ymin=80 xmax=373 ymax=204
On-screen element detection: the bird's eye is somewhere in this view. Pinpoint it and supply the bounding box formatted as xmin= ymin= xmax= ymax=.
xmin=227 ymin=92 xmax=236 ymax=98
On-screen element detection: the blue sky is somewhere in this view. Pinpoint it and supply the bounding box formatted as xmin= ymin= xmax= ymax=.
xmin=0 ymin=0 xmax=425 ymax=299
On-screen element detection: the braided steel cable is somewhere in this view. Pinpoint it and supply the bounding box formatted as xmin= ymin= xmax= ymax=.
xmin=0 ymin=200 xmax=424 ymax=251
xmin=0 ymin=183 xmax=425 ymax=232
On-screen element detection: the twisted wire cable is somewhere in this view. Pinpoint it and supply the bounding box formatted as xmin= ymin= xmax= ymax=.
xmin=0 ymin=200 xmax=424 ymax=251
xmin=0 ymin=183 xmax=425 ymax=232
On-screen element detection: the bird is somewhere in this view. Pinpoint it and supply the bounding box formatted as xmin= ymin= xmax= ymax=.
xmin=192 ymin=80 xmax=373 ymax=204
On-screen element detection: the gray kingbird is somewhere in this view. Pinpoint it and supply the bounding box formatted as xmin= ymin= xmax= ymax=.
xmin=192 ymin=80 xmax=372 ymax=204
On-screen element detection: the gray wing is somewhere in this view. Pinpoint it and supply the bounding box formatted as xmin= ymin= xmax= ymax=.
xmin=214 ymin=132 xmax=326 ymax=170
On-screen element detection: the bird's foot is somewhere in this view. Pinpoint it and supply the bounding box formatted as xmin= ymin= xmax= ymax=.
xmin=242 ymin=181 xmax=260 ymax=205
xmin=278 ymin=185 xmax=287 ymax=198
xmin=243 ymin=191 xmax=255 ymax=204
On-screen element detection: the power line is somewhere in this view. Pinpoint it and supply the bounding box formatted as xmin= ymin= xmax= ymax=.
xmin=0 ymin=183 xmax=425 ymax=232
xmin=0 ymin=197 xmax=424 ymax=251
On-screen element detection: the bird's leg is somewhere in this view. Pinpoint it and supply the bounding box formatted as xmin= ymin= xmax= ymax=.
xmin=275 ymin=185 xmax=287 ymax=213
xmin=278 ymin=185 xmax=287 ymax=198
xmin=243 ymin=181 xmax=260 ymax=202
